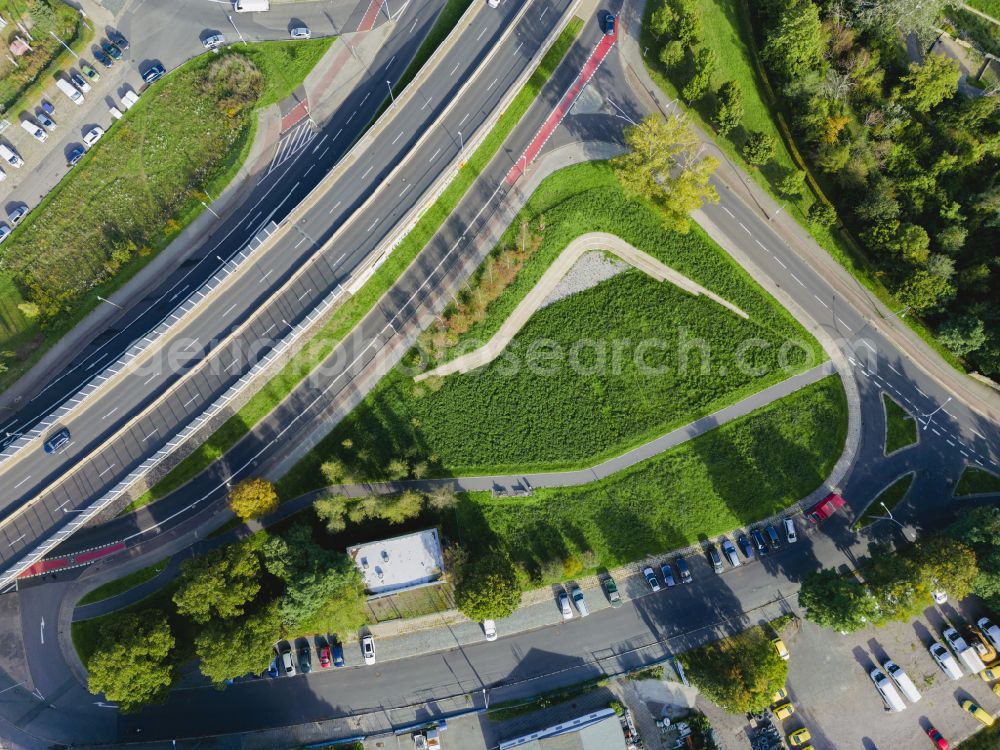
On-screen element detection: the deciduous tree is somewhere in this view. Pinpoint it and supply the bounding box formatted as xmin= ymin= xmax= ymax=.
xmin=762 ymin=1 xmax=826 ymax=81
xmin=455 ymin=550 xmax=522 ymax=621
xmin=742 ymin=131 xmax=776 ymax=166
xmin=799 ymin=569 xmax=879 ymax=632
xmin=87 ymin=611 xmax=174 ymax=711
xmin=894 ymin=54 xmax=960 ymax=114
xmin=314 ymin=493 xmax=350 ymax=533
xmin=713 ymin=81 xmax=744 ymax=136
xmin=195 ymin=604 xmax=282 ymax=686
xmin=173 ymin=543 xmax=261 ymax=624
xmin=228 ymin=477 xmax=279 ymax=520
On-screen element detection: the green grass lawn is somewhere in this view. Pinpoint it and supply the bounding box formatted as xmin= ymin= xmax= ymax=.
xmin=454 ymin=375 xmax=845 ymax=581
xmin=882 ymin=393 xmax=917 ymax=455
xmin=955 ymin=466 xmax=1000 ymax=496
xmin=966 ymin=0 xmax=1000 ymax=18
xmin=276 ymin=160 xmax=823 ymax=496
xmin=853 ymin=473 xmax=915 ymax=530
xmin=76 ymin=557 xmax=172 ymax=606
xmin=640 ymin=0 xmax=966 ymax=373
xmin=124 ymin=19 xmax=585 ymax=513
xmin=0 ymin=39 xmax=333 ymax=394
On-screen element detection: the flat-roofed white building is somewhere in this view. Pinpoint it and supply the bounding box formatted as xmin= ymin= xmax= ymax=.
xmin=499 ymin=709 xmax=628 ymax=750
xmin=347 ymin=528 xmax=443 ymax=595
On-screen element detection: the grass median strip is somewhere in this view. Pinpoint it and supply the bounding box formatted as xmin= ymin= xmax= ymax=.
xmin=122 ymin=17 xmax=586 ymax=514
xmin=77 ymin=557 xmax=172 ymax=606
xmin=853 ymin=473 xmax=915 ymax=530
xmin=955 ymin=465 xmax=1000 ymax=496
xmin=882 ymin=393 xmax=917 ymax=455
xmin=0 ymin=39 xmax=333 ymax=393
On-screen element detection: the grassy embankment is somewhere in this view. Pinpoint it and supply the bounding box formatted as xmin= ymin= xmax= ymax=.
xmin=882 ymin=393 xmax=917 ymax=454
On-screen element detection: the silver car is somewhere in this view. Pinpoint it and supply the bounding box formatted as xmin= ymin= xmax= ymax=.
xmin=570 ymin=586 xmax=589 ymax=617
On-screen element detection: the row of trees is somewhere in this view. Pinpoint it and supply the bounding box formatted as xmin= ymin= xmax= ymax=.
xmin=799 ymin=508 xmax=998 ymax=632
xmin=752 ymin=0 xmax=1000 ymax=375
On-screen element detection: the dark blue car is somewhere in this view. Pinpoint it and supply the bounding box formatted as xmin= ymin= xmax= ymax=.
xmin=332 ymin=640 xmax=345 ymax=667
xmin=737 ymin=534 xmax=754 ymax=560
xmin=602 ymin=13 xmax=616 ymax=35
xmin=43 ymin=427 xmax=70 ymax=454
xmin=142 ymin=64 xmax=166 ymax=84
xmin=751 ymin=528 xmax=769 ymax=556
xmin=93 ymin=47 xmax=114 ymax=68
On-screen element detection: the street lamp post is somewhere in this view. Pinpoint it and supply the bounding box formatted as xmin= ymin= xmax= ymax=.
xmin=457 ymin=130 xmax=463 ymax=154
xmin=227 ymin=15 xmax=247 ymax=45
xmin=872 ymin=501 xmax=914 ymax=541
xmin=201 ymin=200 xmax=220 ymax=218
xmin=97 ymin=295 xmax=123 ymax=311
xmin=48 ymin=30 xmax=78 ymax=59
xmin=386 ymin=80 xmax=395 ymax=107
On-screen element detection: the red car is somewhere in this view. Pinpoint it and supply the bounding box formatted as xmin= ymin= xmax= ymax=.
xmin=927 ymin=727 xmax=949 ymax=750
xmin=807 ymin=493 xmax=846 ymax=523
xmin=318 ymin=643 xmax=332 ymax=669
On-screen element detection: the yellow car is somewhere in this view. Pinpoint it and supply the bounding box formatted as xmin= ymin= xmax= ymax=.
xmin=774 ymin=702 xmax=795 ymax=720
xmin=788 ymin=727 xmax=811 ymax=747
xmin=994 ymin=683 xmax=1000 ymax=700
xmin=981 ymin=667 xmax=1000 ymax=681
xmin=772 ymin=688 xmax=788 ymax=704
xmin=962 ymin=699 xmax=996 ymax=727
xmin=772 ymin=638 xmax=790 ymax=661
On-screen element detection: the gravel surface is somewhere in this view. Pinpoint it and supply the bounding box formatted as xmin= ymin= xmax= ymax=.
xmin=539 ymin=249 xmax=628 ymax=309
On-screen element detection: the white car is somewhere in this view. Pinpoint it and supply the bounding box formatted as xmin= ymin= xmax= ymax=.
xmin=83 ymin=126 xmax=105 ymax=148
xmin=361 ymin=634 xmax=376 ymax=665
xmin=20 ymin=119 xmax=47 ymax=142
xmin=483 ymin=619 xmax=497 ymax=642
xmin=943 ymin=627 xmax=968 ymax=653
xmin=276 ymin=640 xmax=296 ymax=676
xmin=929 ymin=642 xmax=963 ymax=680
xmin=488 ymin=0 xmax=500 ymax=6
xmin=932 ymin=590 xmax=948 ymax=604
xmin=558 ymin=590 xmax=572 ymax=620
xmin=7 ymin=206 xmax=27 ymax=226
xmin=783 ymin=517 xmax=798 ymax=543
xmin=290 ymin=26 xmax=311 ymax=39
xmin=0 ymin=224 xmax=11 ymax=243
xmin=121 ymin=90 xmax=140 ymax=109
xmin=70 ymin=72 xmax=91 ymax=93
xmin=203 ymin=33 xmax=225 ymax=49
xmin=570 ymin=586 xmax=589 ymax=617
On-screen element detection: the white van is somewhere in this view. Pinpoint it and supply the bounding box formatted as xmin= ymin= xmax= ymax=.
xmin=234 ymin=0 xmax=269 ymax=10
xmin=109 ymin=106 xmax=123 ymax=120
xmin=55 ymin=77 xmax=84 ymax=105
xmin=929 ymin=642 xmax=964 ymax=680
xmin=870 ymin=667 xmax=907 ymax=712
xmin=0 ymin=144 xmax=23 ymax=168
xmin=978 ymin=617 xmax=1000 ymax=651
xmin=883 ymin=660 xmax=921 ymax=703
xmin=20 ymin=119 xmax=47 ymax=142
xmin=783 ymin=518 xmax=798 ymax=543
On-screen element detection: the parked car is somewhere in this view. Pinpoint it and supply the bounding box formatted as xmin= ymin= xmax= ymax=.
xmin=932 ymin=589 xmax=948 ymax=604
xmin=570 ymin=586 xmax=589 ymax=616
xmin=884 ymin=660 xmax=921 ymax=702
xmin=751 ymin=528 xmax=769 ymax=556
xmin=40 ymin=99 xmax=55 ymax=115
xmin=332 ymin=640 xmax=345 ymax=667
xmin=772 ymin=638 xmax=789 ymax=661
xmin=0 ymin=224 xmax=11 ymax=244
xmin=0 ymin=143 xmax=23 ymax=168
xmin=142 ymin=64 xmax=166 ymax=83
xmin=929 ymin=642 xmax=963 ymax=680
xmin=971 ymin=630 xmax=997 ymax=663
xmin=101 ymin=40 xmax=123 ymax=60
xmin=203 ymin=33 xmax=225 ymax=49
xmin=43 ymin=427 xmax=70 ymax=453
xmin=83 ymin=126 xmax=105 ymax=148
xmin=276 ymin=640 xmax=296 ymax=676
xmin=7 ymin=206 xmax=27 ymax=226
xmin=601 ymin=12 xmax=616 ymax=35
xmin=721 ymin=539 xmax=741 ymax=567
xmin=290 ymin=26 xmax=311 ymax=39
xmin=707 ymin=546 xmax=723 ymax=574
xmin=771 ymin=687 xmax=787 ymax=704
xmin=122 ymin=90 xmax=140 ymax=109
xmin=784 ymin=517 xmax=798 ymax=543
xmin=80 ymin=61 xmax=100 ymax=82
xmin=604 ymin=576 xmax=622 ymax=607
xmin=660 ymin=563 xmax=675 ymax=587
xmin=788 ymin=728 xmax=811 ymax=747
xmin=20 ymin=119 xmax=47 ymax=142
xmin=558 ymin=590 xmax=573 ymax=619
xmin=736 ymin=534 xmax=754 ymax=560
xmin=961 ymin=699 xmax=995 ymax=726
xmin=109 ymin=29 xmax=129 ymax=50
xmin=807 ymin=493 xmax=846 ymax=523
xmin=67 ymin=145 xmax=85 ymax=166
xmin=70 ymin=72 xmax=91 ymax=92
xmin=265 ymin=657 xmax=279 ymax=678
xmin=361 ymin=634 xmax=376 ymax=665
xmin=773 ymin=702 xmax=794 ymax=720
xmin=297 ymin=643 xmax=311 ymax=673
xmin=978 ymin=617 xmax=1000 ymax=651
xmin=643 ymin=566 xmax=660 ymax=592
xmin=980 ymin=666 xmax=999 ymax=681
xmin=318 ymin=641 xmax=332 ymax=668
xmin=483 ymin=619 xmax=498 ymax=641
xmin=36 ymin=111 xmax=56 ymax=130
xmin=927 ymin=727 xmax=950 ymax=750
xmin=109 ymin=105 xmax=123 ymax=120
xmin=676 ymin=556 xmax=692 ymax=584
xmin=93 ymin=47 xmax=114 ymax=68
xmin=765 ymin=524 xmax=781 ymax=549
xmin=870 ymin=667 xmax=906 ymax=712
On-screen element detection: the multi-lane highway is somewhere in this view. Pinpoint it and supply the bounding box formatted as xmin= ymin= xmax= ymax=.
xmin=0 ymin=0 xmax=579 ymax=586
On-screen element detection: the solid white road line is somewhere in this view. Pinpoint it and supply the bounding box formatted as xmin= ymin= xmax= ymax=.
xmin=13 ymin=476 xmax=29 ymax=490
xmin=790 ymin=273 xmax=805 ymax=287
xmin=972 ymin=428 xmax=986 ymax=439
xmin=836 ymin=317 xmax=852 ymax=332
xmin=774 ymin=256 xmax=786 ymax=269
xmin=102 ymin=408 xmax=118 ymax=420
xmin=813 ymin=295 xmax=829 ymax=310
xmin=722 ymin=206 xmax=734 ymax=218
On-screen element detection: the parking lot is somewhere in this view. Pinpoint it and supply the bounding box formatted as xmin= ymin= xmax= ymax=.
xmin=0 ymin=24 xmax=146 ymax=231
xmin=771 ymin=603 xmax=999 ymax=749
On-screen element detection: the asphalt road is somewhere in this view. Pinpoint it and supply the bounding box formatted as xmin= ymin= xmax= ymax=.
xmin=2 ymin=0 xmax=999 ymax=746
xmin=0 ymin=0 xmax=574 ymax=583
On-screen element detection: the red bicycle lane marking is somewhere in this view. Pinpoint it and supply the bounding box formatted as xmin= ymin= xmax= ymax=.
xmin=505 ymin=31 xmax=616 ymax=186
xmin=18 ymin=542 xmax=125 ymax=580
xmin=357 ymin=0 xmax=387 ymax=32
